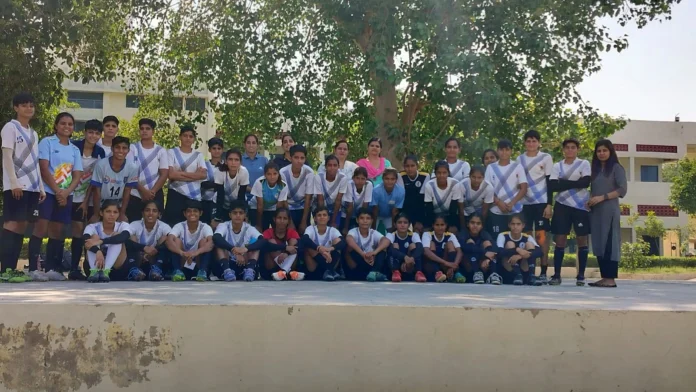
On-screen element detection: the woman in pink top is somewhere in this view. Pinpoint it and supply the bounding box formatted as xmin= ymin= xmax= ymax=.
xmin=356 ymin=137 xmax=392 ymax=186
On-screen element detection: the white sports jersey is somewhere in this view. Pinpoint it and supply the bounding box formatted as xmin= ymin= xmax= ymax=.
xmin=304 ymin=225 xmax=342 ymax=247
xmin=84 ymin=221 xmax=131 ymax=238
xmin=129 ymin=219 xmax=172 ymax=246
xmin=212 ymin=166 xmax=250 ymax=207
xmin=318 ymin=160 xmax=358 ymax=179
xmin=131 ymin=142 xmax=169 ymax=199
xmin=342 ymin=180 xmax=373 ymax=218
xmin=347 ymin=228 xmax=384 ymax=252
xmin=314 ymin=172 xmax=348 ymax=210
xmin=202 ymin=161 xmax=221 ymax=202
xmin=250 ymin=178 xmax=289 ymax=211
xmin=73 ymin=154 xmax=99 ymax=204
xmin=460 ymin=178 xmax=494 ymax=216
xmin=214 ymin=221 xmax=261 ymax=247
xmin=484 ymin=162 xmax=527 ymax=215
xmin=421 ymin=231 xmax=461 ymax=248
xmin=1 ymin=120 xmax=40 ymax=192
xmin=168 ymin=147 xmax=205 ymax=201
xmin=385 ymin=231 xmax=422 ymax=246
xmin=97 ymin=139 xmax=137 ymax=161
xmin=432 ymin=159 xmax=471 ymax=183
xmin=170 ymin=221 xmax=213 ymax=251
xmin=516 ymin=152 xmax=553 ymax=205
xmin=550 ymin=158 xmax=592 ymax=211
xmin=279 ymin=165 xmax=315 ymax=210
xmin=90 ymin=158 xmax=139 ymax=205
xmin=424 ymin=178 xmax=463 ymax=214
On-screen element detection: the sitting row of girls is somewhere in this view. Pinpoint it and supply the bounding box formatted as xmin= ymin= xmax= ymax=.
xmin=83 ymin=198 xmax=541 ymax=285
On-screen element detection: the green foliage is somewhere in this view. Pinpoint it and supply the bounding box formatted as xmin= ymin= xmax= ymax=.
xmin=123 ymin=0 xmax=678 ymax=166
xmin=667 ymin=158 xmax=696 ymax=214
xmin=118 ymin=96 xmax=196 ymax=150
xmin=620 ymin=240 xmax=651 ymax=271
xmin=626 ymin=211 xmax=666 ymax=239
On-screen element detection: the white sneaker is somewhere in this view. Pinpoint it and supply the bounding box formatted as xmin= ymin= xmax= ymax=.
xmin=272 ymin=271 xmax=287 ymax=281
xmin=289 ymin=271 xmax=305 ymax=281
xmin=46 ymin=270 xmax=66 ymax=281
xmin=29 ymin=270 xmax=49 ymax=282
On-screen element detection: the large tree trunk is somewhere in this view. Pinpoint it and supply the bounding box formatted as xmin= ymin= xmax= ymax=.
xmin=372 ymin=52 xmax=400 ymax=168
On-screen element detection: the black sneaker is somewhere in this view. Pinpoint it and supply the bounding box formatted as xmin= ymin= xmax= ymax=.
xmin=538 ymin=273 xmax=548 ymax=285
xmin=68 ymin=270 xmax=87 ymax=281
xmin=576 ymin=276 xmax=586 ymax=286
xmin=527 ymin=274 xmax=542 ymax=286
xmin=513 ymin=273 xmax=524 ymax=286
xmin=549 ymin=276 xmax=562 ymax=286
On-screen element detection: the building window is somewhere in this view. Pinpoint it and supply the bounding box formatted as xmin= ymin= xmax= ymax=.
xmin=67 ymin=91 xmax=103 ymax=109
xmin=126 ymin=95 xmax=141 ymax=108
xmin=185 ymin=98 xmax=206 ymax=112
xmin=74 ymin=121 xmax=86 ymax=131
xmin=171 ymin=97 xmax=183 ymax=111
xmin=640 ymin=165 xmax=658 ymax=182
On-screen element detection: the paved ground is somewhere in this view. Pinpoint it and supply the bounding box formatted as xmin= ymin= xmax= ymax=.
xmin=1 ymin=280 xmax=695 ymax=311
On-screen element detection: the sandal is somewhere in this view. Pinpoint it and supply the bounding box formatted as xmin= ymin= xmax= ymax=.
xmin=590 ymin=280 xmax=617 ymax=288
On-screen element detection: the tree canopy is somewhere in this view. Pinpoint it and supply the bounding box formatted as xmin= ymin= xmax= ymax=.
xmin=665 ymin=158 xmax=696 ymax=215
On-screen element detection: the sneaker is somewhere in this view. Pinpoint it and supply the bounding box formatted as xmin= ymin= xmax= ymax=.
xmin=548 ymin=276 xmax=562 ymax=286
xmin=209 ymin=275 xmax=220 ymax=282
xmin=127 ymin=267 xmax=146 ymax=281
xmin=366 ymin=271 xmax=377 ymax=282
xmin=538 ymin=273 xmax=549 ymax=285
xmin=289 ymin=271 xmax=305 ymax=281
xmin=29 ymin=270 xmax=49 ymax=282
xmin=435 ymin=271 xmax=447 ymax=283
xmin=194 ymin=270 xmax=208 ymax=282
xmin=576 ymin=276 xmax=586 ymax=286
xmin=68 ymin=270 xmax=87 ymax=281
xmin=46 ymin=270 xmax=66 ymax=281
xmin=1 ymin=269 xmax=30 ymax=283
xmin=87 ymin=269 xmax=100 ymax=283
xmin=513 ymin=273 xmax=524 ymax=285
xmin=242 ymin=268 xmax=255 ymax=282
xmin=415 ymin=271 xmax=427 ymax=283
xmin=375 ymin=272 xmax=389 ymax=282
xmin=473 ymin=271 xmax=484 ymax=284
xmin=172 ymin=269 xmax=186 ymax=282
xmin=222 ymin=268 xmax=236 ymax=282
xmin=334 ymin=267 xmax=346 ymax=281
xmin=323 ymin=269 xmax=335 ymax=282
xmin=488 ymin=272 xmax=502 ymax=285
xmin=272 ymin=270 xmax=287 ymax=281
xmin=454 ymin=272 xmax=466 ymax=283
xmin=98 ymin=269 xmax=110 ymax=283
xmin=149 ymin=265 xmax=164 ymax=281
xmin=391 ymin=270 xmax=402 ymax=282
xmin=527 ymin=274 xmax=542 ymax=286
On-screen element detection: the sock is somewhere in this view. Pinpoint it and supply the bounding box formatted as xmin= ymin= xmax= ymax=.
xmin=512 ymin=263 xmax=521 ymax=276
xmin=46 ymin=238 xmax=63 ymax=272
xmin=372 ymin=252 xmax=385 ymax=272
xmin=71 ymin=237 xmax=85 ymax=271
xmin=246 ymin=258 xmax=257 ymax=270
xmin=489 ymin=259 xmax=498 ymax=275
xmin=553 ymin=247 xmax=565 ymax=278
xmin=541 ymin=265 xmax=548 ymax=275
xmin=171 ymin=252 xmax=182 ymax=272
xmin=470 ymin=256 xmax=480 ymax=273
xmin=578 ymin=246 xmax=589 ymax=278
xmin=219 ymin=258 xmax=230 ymax=271
xmin=199 ymin=252 xmax=211 ymax=273
xmin=528 ymin=262 xmax=536 ymax=280
xmin=28 ymin=235 xmax=43 ymax=271
xmin=329 ymin=251 xmax=340 ymax=269
xmin=1 ymin=229 xmax=17 ymax=271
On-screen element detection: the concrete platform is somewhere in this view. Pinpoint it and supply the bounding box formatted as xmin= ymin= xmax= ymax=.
xmin=1 ymin=281 xmax=696 ymax=392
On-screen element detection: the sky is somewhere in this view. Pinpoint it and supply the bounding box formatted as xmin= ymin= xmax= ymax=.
xmin=576 ymin=1 xmax=696 ymax=122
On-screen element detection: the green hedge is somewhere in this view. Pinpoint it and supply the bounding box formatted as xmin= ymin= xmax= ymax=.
xmin=558 ymin=254 xmax=696 ymax=269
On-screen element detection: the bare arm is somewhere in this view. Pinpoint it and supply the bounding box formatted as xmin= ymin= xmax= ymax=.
xmin=151 ymin=168 xmax=169 ymax=193
xmin=39 ymin=160 xmax=61 ymax=194
xmin=191 ymin=236 xmax=214 ymax=256
xmin=345 ymin=235 xmax=364 ymax=256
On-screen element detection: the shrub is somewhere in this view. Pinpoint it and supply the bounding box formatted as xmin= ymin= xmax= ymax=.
xmin=620 ymin=240 xmax=651 ymax=271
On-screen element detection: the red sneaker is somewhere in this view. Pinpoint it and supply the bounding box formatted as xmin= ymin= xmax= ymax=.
xmin=435 ymin=271 xmax=447 ymax=283
xmin=415 ymin=271 xmax=427 ymax=283
xmin=391 ymin=270 xmax=402 ymax=282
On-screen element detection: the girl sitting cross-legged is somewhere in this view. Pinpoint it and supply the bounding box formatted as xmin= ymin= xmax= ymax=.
xmin=302 ymin=206 xmax=346 ymax=281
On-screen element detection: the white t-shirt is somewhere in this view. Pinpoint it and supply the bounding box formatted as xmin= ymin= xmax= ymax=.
xmin=460 ymin=178 xmax=495 ymax=216
xmin=314 ymin=172 xmax=348 ymax=206
xmin=516 ymin=152 xmax=554 ymax=205
xmin=131 ymin=142 xmax=169 ymax=199
xmin=432 ymin=159 xmax=471 ymax=183
xmin=342 ymin=180 xmax=373 ymax=218
xmin=279 ymin=165 xmax=315 ymax=210
xmin=421 ymin=231 xmax=461 ymax=248
xmin=250 ymin=178 xmax=289 ymax=211
xmin=1 ymin=121 xmax=40 ymax=192
xmin=550 ymin=158 xmax=592 ymax=211
xmin=304 ymin=225 xmax=342 ymax=247
xmin=347 ymin=228 xmax=384 ymax=252
xmin=213 ymin=166 xmax=250 ymax=207
xmin=129 ymin=219 xmax=172 ymax=246
xmin=170 ymin=221 xmax=213 ymax=251
xmin=386 ymin=232 xmax=422 ymax=247
xmin=485 ymin=162 xmax=528 ymax=215
xmin=73 ymin=154 xmax=99 ymax=204
xmin=424 ymin=178 xmax=464 ymax=214
xmin=84 ymin=221 xmax=131 ymax=238
xmin=496 ymin=232 xmax=539 ymax=248
xmin=318 ymin=160 xmax=358 ymax=179
xmin=98 ymin=139 xmax=137 ymax=161
xmin=214 ymin=221 xmax=262 ymax=247
xmin=168 ymin=147 xmax=206 ymax=201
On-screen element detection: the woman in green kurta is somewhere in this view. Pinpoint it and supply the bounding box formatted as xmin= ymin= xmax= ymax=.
xmin=587 ymin=140 xmax=627 ymax=288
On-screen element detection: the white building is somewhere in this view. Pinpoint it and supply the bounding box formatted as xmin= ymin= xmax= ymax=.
xmin=61 ymin=80 xmax=217 ymax=154
xmin=609 ymin=119 xmax=696 ymax=256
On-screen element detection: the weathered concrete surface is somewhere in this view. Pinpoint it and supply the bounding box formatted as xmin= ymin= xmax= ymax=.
xmin=1 ymin=281 xmax=695 ymax=392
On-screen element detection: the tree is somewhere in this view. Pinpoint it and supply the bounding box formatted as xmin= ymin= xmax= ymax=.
xmin=627 ymin=211 xmax=666 ymax=256
xmin=125 ymin=0 xmax=678 ymax=166
xmin=664 ymin=158 xmax=696 ymax=214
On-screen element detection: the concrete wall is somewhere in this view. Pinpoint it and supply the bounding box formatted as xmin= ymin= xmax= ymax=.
xmin=1 ymin=304 xmax=695 ymax=392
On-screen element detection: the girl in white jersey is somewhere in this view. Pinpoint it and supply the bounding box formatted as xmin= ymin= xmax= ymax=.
xmin=341 ymin=167 xmax=373 ymax=236
xmin=460 ymin=165 xmax=494 ymax=224
xmin=83 ymin=200 xmax=132 ymax=283
xmin=211 ymin=148 xmax=250 ymax=226
xmin=126 ymin=201 xmax=172 ymax=281
xmin=317 ymin=140 xmax=359 ymax=178
xmin=166 ymin=200 xmax=215 ymax=282
xmin=315 ymin=154 xmax=348 ymax=228
xmin=345 ymin=207 xmax=391 ymax=282
xmin=302 ymin=206 xmax=346 ymax=281
xmin=435 ymin=137 xmax=471 ymax=182
xmin=164 ymin=126 xmax=207 ymax=226
xmin=424 ymin=161 xmax=465 ymax=232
